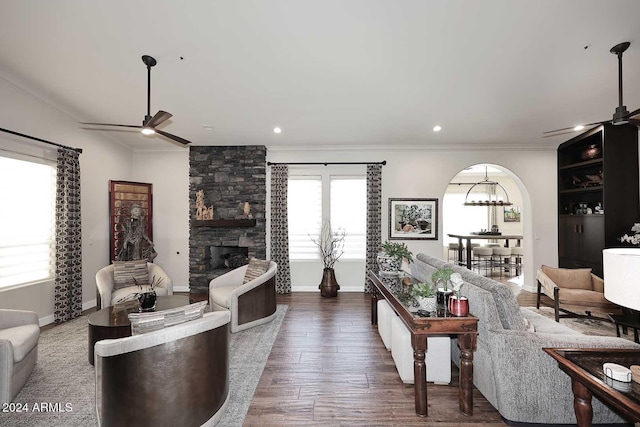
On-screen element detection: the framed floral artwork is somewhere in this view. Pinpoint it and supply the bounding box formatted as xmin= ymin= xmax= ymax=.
xmin=389 ymin=198 xmax=438 ymax=240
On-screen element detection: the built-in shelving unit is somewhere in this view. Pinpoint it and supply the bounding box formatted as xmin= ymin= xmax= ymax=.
xmin=192 ymin=219 xmax=256 ymax=228
xmin=557 ymin=124 xmax=639 ymax=276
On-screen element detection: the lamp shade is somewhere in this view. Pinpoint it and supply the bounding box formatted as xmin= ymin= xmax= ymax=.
xmin=603 ymin=248 xmax=640 ymax=311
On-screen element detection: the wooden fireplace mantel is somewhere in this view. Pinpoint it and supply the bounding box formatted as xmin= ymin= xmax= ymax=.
xmin=192 ymin=219 xmax=256 ymax=228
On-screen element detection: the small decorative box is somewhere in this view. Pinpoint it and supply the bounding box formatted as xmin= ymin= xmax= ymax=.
xmin=603 ymin=363 xmax=632 ymax=383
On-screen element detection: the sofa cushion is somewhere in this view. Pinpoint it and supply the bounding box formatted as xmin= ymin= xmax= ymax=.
xmin=243 ymin=258 xmax=270 ymax=284
xmin=113 ymin=260 xmax=149 ymax=290
xmin=210 ymin=285 xmax=237 ymax=308
xmin=540 ymin=265 xmax=593 ymax=290
xmin=128 ymin=300 xmax=208 ymax=335
xmin=556 ymin=288 xmax=619 ymax=309
xmin=0 ymin=324 xmax=40 ymax=362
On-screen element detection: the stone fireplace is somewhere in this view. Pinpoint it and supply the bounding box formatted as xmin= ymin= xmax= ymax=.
xmin=189 ymin=146 xmax=266 ymax=294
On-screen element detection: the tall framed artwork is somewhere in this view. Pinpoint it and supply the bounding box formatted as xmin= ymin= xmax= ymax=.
xmin=109 ymin=181 xmax=153 ymax=262
xmin=389 ymin=198 xmax=438 ymax=240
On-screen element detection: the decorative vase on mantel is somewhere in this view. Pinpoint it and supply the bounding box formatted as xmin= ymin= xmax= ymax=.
xmin=319 ymin=267 xmax=340 ymax=298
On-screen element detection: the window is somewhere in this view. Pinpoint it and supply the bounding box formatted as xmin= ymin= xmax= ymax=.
xmin=0 ymin=155 xmax=56 ymax=288
xmin=288 ymin=173 xmax=366 ymax=261
xmin=442 ymin=192 xmax=488 ymax=245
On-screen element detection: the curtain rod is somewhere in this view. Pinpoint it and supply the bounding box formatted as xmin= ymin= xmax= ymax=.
xmin=267 ymin=161 xmax=386 ymax=166
xmin=0 ymin=127 xmax=83 ymax=153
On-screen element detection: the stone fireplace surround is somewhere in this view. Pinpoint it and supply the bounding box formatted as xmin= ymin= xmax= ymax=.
xmin=189 ymin=146 xmax=267 ymax=294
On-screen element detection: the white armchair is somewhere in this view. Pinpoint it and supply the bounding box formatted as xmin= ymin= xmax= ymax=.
xmin=96 ymin=262 xmax=173 ymax=309
xmin=209 ymin=261 xmax=277 ymax=333
xmin=0 ymin=309 xmax=40 ymax=405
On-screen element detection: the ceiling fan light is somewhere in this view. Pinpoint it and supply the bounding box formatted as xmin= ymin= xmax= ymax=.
xmin=573 ymin=125 xmax=585 ymax=131
xmin=433 ymin=125 xmax=442 ymax=132
xmin=141 ymin=127 xmax=155 ymax=135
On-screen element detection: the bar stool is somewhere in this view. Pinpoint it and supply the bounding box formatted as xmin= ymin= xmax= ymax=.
xmin=472 ymin=247 xmax=493 ymax=276
xmin=510 ymin=246 xmax=524 ymax=276
xmin=491 ymin=247 xmax=512 ymax=278
xmin=447 ymin=242 xmax=460 ymax=263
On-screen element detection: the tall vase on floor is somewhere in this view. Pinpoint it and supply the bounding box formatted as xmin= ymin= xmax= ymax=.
xmin=319 ymin=267 xmax=340 ymax=298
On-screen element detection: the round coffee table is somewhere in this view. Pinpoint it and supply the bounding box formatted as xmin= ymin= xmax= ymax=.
xmin=88 ymin=295 xmax=190 ymax=364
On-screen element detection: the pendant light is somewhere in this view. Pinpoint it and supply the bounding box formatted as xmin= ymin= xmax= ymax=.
xmin=463 ymin=167 xmax=512 ymax=206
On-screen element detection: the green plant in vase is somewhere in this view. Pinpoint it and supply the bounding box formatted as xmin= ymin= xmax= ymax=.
xmin=411 ymin=281 xmax=437 ymax=312
xmin=378 ymin=241 xmax=413 ymax=275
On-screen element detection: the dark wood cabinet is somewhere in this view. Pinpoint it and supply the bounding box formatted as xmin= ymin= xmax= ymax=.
xmin=557 ymin=124 xmax=639 ymax=277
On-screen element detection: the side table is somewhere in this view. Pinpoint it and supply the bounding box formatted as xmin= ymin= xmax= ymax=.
xmin=608 ymin=313 xmax=640 ymax=344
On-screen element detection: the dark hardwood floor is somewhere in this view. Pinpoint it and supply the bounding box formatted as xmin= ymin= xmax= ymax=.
xmin=245 ymin=292 xmax=512 ymax=426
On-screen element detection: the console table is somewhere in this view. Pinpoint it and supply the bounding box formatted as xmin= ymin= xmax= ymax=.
xmin=543 ymin=348 xmax=640 ymax=426
xmin=369 ymin=270 xmax=478 ymax=417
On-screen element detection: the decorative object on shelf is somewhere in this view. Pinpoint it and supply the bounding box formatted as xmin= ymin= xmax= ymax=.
xmin=463 ymin=167 xmax=512 ymax=207
xmin=432 ymin=268 xmax=462 ymax=309
xmin=377 ymin=241 xmax=413 ymax=274
xmin=310 ymin=220 xmax=346 ymax=298
xmin=389 ymin=198 xmax=438 ymax=240
xmin=243 ymin=201 xmax=253 ymax=219
xmin=618 ymin=223 xmax=640 ymax=245
xmin=581 ymin=144 xmax=602 ymax=160
xmin=448 ymin=295 xmax=469 ymax=317
xmin=138 ymin=291 xmax=157 ymax=312
xmin=195 ymin=189 xmax=214 ymax=220
xmin=411 ymin=281 xmax=437 ymax=312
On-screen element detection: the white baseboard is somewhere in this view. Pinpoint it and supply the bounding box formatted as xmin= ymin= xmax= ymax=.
xmin=39 ymin=298 xmax=98 ymax=327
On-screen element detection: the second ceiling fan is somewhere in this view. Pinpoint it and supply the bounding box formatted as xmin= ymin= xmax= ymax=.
xmin=544 ymin=42 xmax=640 ymax=136
xmin=81 ymin=55 xmax=191 ymax=145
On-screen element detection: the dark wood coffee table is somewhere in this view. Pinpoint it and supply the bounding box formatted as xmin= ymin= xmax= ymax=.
xmin=369 ymin=270 xmax=478 ymax=418
xmin=544 ymin=348 xmax=640 ymax=426
xmin=88 ymin=295 xmax=190 ymax=364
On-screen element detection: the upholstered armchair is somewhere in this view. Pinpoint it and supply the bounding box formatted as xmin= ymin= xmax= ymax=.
xmin=536 ymin=265 xmax=620 ymax=322
xmin=209 ymin=260 xmax=277 ymax=333
xmin=96 ymin=262 xmax=173 ymax=309
xmin=0 ymin=309 xmax=40 ymax=405
xmin=95 ymin=310 xmax=230 ymax=427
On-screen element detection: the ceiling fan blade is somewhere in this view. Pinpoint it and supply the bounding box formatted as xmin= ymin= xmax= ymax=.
xmin=155 ymin=129 xmax=191 ymax=145
xmin=80 ymin=122 xmax=142 ymax=129
xmin=626 ymin=107 xmax=640 ymax=118
xmin=542 ymin=120 xmax=607 ymax=135
xmin=629 ymin=118 xmax=640 ymax=126
xmin=145 ymin=110 xmax=172 ymax=128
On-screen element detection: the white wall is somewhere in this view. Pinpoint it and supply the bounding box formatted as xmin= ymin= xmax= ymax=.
xmin=132 ymin=149 xmax=190 ymax=291
xmin=266 ymin=146 xmax=558 ymax=293
xmin=0 ymin=76 xmax=132 ymax=324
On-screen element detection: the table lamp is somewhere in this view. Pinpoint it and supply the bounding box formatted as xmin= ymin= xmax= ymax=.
xmin=603 ymin=248 xmax=640 ymax=320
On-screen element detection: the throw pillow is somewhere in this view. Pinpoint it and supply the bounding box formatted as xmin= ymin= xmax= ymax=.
xmin=243 ymin=258 xmax=270 ymax=284
xmin=540 ymin=265 xmax=592 ymax=290
xmin=523 ymin=318 xmax=536 ymax=333
xmin=128 ymin=300 xmax=208 ymax=335
xmin=113 ymin=260 xmax=149 ymax=290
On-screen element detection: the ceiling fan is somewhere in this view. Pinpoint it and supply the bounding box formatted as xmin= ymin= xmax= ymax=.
xmin=80 ymin=55 xmax=191 ymax=145
xmin=543 ymin=41 xmax=640 ymax=136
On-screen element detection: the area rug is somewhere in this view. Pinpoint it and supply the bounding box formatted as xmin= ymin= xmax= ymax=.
xmin=523 ymin=306 xmax=636 ymax=342
xmin=2 ymin=305 xmax=287 ymax=427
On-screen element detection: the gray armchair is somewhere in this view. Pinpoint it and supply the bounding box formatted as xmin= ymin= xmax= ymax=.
xmin=0 ymin=309 xmax=40 ymax=404
xmin=95 ymin=310 xmax=230 ymax=427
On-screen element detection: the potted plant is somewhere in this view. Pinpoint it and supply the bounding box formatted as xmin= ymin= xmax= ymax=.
xmin=310 ymin=221 xmax=347 ymax=298
xmin=378 ymin=241 xmax=413 ymax=275
xmin=431 ymin=268 xmax=462 ymax=308
xmin=411 ymin=281 xmax=437 ymax=312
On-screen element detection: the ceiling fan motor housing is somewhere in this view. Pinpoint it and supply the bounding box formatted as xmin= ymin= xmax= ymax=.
xmin=613 ymin=106 xmax=630 ymax=125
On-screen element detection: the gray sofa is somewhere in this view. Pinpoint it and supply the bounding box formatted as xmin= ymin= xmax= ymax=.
xmin=411 ymin=253 xmax=640 ymax=425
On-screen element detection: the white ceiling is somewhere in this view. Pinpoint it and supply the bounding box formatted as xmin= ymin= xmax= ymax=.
xmin=1 ymin=0 xmax=640 ymax=151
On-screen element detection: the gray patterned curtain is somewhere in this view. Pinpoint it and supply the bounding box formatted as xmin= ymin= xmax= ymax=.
xmin=365 ymin=164 xmax=382 ymax=293
xmin=54 ymin=148 xmax=83 ymax=323
xmin=270 ymin=164 xmax=291 ymax=293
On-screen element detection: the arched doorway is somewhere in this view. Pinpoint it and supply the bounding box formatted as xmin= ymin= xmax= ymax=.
xmin=443 ymin=164 xmax=525 ymax=288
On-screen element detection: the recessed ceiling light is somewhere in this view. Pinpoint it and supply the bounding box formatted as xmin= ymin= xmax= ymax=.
xmin=203 ymin=125 xmax=214 ymax=131
xmin=433 ymin=125 xmax=442 ymax=132
xmin=573 ymin=125 xmax=585 ymax=131
xmin=273 ymin=127 xmax=282 ymax=134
